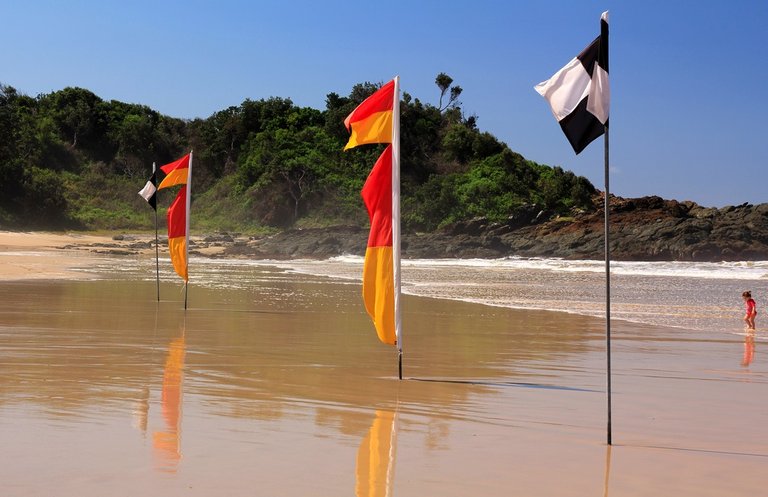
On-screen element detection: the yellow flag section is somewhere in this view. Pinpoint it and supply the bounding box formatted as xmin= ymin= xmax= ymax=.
xmin=344 ymin=79 xmax=394 ymax=150
xmin=157 ymin=153 xmax=192 ymax=282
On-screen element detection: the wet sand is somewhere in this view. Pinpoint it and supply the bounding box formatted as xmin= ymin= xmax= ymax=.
xmin=0 ymin=232 xmax=766 ymax=496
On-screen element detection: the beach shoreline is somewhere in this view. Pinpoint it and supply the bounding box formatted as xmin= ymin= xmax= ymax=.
xmin=0 ymin=231 xmax=118 ymax=280
xmin=0 ymin=230 xmax=228 ymax=281
xmin=1 ymin=230 xmax=765 ymax=334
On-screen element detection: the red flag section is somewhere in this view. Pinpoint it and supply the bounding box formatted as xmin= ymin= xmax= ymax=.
xmin=166 ymin=186 xmax=188 ymax=282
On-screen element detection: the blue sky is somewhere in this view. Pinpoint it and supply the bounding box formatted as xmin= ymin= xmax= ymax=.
xmin=2 ymin=0 xmax=766 ymax=207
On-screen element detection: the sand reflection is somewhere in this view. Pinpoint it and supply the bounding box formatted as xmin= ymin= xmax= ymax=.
xmin=153 ymin=326 xmax=186 ymax=472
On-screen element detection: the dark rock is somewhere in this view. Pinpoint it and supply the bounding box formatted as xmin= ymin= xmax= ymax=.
xmin=128 ymin=241 xmax=153 ymax=249
xmin=442 ymin=217 xmax=489 ymax=237
xmin=213 ymin=196 xmax=768 ymax=262
xmin=95 ymin=249 xmax=134 ymax=256
xmin=204 ymin=233 xmax=234 ymax=243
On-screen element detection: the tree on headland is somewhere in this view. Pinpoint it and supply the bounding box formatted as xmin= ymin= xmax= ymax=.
xmin=41 ymin=87 xmax=104 ymax=149
xmin=435 ymin=72 xmax=463 ymax=112
xmin=0 ymin=86 xmax=25 ymax=211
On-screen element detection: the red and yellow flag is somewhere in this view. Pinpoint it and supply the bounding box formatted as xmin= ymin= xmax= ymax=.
xmin=158 ymin=153 xmax=191 ymax=282
xmin=158 ymin=153 xmax=190 ymax=189
xmin=344 ymin=80 xmax=395 ymax=150
xmin=345 ymin=78 xmax=400 ymax=347
xmin=361 ymin=145 xmax=395 ymax=345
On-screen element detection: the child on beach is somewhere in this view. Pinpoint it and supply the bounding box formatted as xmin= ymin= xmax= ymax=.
xmin=742 ymin=291 xmax=756 ymax=330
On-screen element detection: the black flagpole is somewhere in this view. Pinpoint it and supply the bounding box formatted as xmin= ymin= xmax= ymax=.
xmin=151 ymin=161 xmax=160 ymax=302
xmin=600 ymin=10 xmax=612 ymax=447
xmin=604 ymin=124 xmax=612 ymax=446
xmin=155 ymin=175 xmax=160 ymax=302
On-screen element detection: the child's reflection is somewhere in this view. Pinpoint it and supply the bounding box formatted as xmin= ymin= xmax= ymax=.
xmin=741 ymin=330 xmax=755 ymax=367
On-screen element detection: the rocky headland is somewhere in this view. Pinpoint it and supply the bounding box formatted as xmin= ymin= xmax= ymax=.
xmin=93 ymin=196 xmax=768 ymax=262
xmin=215 ymin=196 xmax=768 ymax=261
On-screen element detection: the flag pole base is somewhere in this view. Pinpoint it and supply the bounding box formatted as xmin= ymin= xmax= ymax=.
xmin=398 ymin=350 xmax=403 ymax=380
xmin=184 ymin=282 xmax=188 ymax=310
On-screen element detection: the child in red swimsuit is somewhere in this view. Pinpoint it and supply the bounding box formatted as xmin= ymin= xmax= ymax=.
xmin=742 ymin=291 xmax=756 ymax=330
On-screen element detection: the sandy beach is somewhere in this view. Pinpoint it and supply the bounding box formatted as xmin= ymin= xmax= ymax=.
xmin=0 ymin=231 xmax=766 ymax=496
xmin=0 ymin=231 xmax=118 ymax=280
xmin=0 ymin=231 xmax=226 ymax=281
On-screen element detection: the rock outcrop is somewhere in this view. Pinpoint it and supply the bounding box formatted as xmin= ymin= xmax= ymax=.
xmin=217 ymin=196 xmax=768 ymax=261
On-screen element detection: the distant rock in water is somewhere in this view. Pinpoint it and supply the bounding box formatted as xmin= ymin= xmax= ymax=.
xmin=223 ymin=226 xmax=368 ymax=260
xmin=221 ymin=196 xmax=768 ymax=262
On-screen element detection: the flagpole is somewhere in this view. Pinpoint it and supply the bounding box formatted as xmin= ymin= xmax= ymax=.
xmin=604 ymin=125 xmax=612 ymax=446
xmin=184 ymin=151 xmax=192 ymax=311
xmin=391 ymin=76 xmax=403 ymax=380
xmin=153 ymin=162 xmax=160 ymax=302
xmin=599 ymin=10 xmax=612 ymax=447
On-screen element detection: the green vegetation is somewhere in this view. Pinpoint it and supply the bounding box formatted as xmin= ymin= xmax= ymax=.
xmin=0 ymin=76 xmax=596 ymax=233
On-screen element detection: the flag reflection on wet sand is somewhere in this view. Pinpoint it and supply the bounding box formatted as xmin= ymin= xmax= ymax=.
xmin=153 ymin=333 xmax=185 ymax=472
xmin=356 ymin=409 xmax=398 ymax=497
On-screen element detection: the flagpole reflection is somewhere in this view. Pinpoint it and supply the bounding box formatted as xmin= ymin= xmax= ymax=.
xmin=355 ymin=406 xmax=399 ymax=497
xmin=132 ymin=386 xmax=150 ymax=435
xmin=133 ymin=306 xmax=159 ymax=436
xmin=153 ymin=322 xmax=186 ymax=472
xmin=603 ymin=444 xmax=612 ymax=497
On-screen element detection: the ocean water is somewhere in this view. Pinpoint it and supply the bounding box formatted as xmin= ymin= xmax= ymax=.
xmin=141 ymin=255 xmax=767 ymax=336
xmin=76 ymin=252 xmax=768 ymax=338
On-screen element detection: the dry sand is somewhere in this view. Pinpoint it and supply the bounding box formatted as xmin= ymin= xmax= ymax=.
xmin=0 ymin=230 xmax=233 ymax=281
xmin=0 ymin=231 xmax=131 ymax=280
